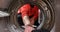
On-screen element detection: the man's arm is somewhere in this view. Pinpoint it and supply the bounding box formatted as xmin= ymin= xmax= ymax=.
xmin=22 ymin=15 xmax=31 ymax=26
xmin=20 ymin=4 xmax=31 ymax=26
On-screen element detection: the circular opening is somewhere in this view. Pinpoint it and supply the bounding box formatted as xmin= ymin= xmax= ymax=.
xmin=17 ymin=7 xmax=45 ymax=29
xmin=8 ymin=0 xmax=54 ymax=32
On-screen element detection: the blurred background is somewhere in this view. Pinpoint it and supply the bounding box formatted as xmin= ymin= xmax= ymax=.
xmin=0 ymin=0 xmax=60 ymax=32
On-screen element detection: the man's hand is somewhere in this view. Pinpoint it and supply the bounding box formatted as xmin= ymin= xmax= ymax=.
xmin=30 ymin=18 xmax=35 ymax=25
xmin=24 ymin=26 xmax=35 ymax=32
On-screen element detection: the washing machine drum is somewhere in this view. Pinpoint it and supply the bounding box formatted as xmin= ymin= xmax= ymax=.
xmin=9 ymin=0 xmax=55 ymax=32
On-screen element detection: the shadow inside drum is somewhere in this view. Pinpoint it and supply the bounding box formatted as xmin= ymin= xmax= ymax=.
xmin=17 ymin=13 xmax=39 ymax=27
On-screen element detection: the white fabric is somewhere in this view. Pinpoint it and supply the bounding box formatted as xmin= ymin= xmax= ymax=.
xmin=0 ymin=11 xmax=10 ymax=17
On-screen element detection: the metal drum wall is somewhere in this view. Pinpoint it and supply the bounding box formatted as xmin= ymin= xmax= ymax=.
xmin=7 ymin=0 xmax=55 ymax=32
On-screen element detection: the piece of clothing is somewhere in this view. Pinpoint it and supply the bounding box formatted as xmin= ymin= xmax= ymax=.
xmin=18 ymin=4 xmax=38 ymax=20
xmin=24 ymin=26 xmax=35 ymax=32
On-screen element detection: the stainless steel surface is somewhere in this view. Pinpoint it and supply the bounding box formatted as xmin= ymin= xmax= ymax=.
xmin=54 ymin=0 xmax=60 ymax=32
xmin=0 ymin=18 xmax=10 ymax=32
xmin=0 ymin=0 xmax=12 ymax=8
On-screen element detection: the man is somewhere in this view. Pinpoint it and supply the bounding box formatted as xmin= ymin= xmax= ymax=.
xmin=17 ymin=0 xmax=39 ymax=32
